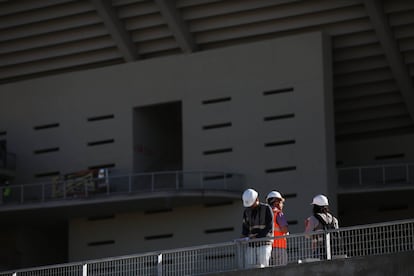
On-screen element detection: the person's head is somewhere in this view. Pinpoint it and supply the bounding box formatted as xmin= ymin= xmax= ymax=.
xmin=242 ymin=188 xmax=259 ymax=208
xmin=311 ymin=194 xmax=329 ymax=214
xmin=266 ymin=190 xmax=285 ymax=210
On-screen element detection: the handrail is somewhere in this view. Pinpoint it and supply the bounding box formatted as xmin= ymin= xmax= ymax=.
xmin=0 ymin=171 xmax=245 ymax=207
xmin=338 ymin=162 xmax=414 ymax=190
xmin=1 ymin=218 xmax=413 ymax=275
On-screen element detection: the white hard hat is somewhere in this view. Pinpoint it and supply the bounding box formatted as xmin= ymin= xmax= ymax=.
xmin=242 ymin=188 xmax=258 ymax=207
xmin=266 ymin=191 xmax=284 ymax=201
xmin=311 ymin=194 xmax=329 ymax=206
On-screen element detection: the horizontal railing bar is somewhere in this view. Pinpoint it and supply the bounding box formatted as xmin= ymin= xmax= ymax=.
xmin=338 ymin=162 xmax=414 ymax=170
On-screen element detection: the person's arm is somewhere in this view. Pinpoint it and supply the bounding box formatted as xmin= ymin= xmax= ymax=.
xmin=333 ymin=216 xmax=339 ymax=229
xmin=276 ymin=213 xmax=289 ymax=234
xmin=241 ymin=211 xmax=249 ymax=237
xmin=304 ymin=216 xmax=317 ymax=238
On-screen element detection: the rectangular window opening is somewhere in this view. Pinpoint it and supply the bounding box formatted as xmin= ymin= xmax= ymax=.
xmin=203 ymin=122 xmax=232 ymax=130
xmin=203 ymin=148 xmax=232 ymax=155
xmin=263 ymin=87 xmax=294 ymax=96
xmin=265 ymin=140 xmax=295 ymax=147
xmin=264 ymin=114 xmax=295 ymax=121
xmin=34 ymin=123 xmax=60 ymax=130
xmin=265 ymin=166 xmax=296 ymax=173
xmin=145 ymin=234 xmax=173 ymax=240
xmin=87 ymin=139 xmax=115 ymax=146
xmin=87 ymin=114 xmax=115 ymax=122
xmin=88 ymin=163 xmax=115 ymax=170
xmin=202 ymin=97 xmax=231 ymax=105
xmin=34 ymin=147 xmax=60 ymax=154
xmin=88 ymin=240 xmax=115 ymax=247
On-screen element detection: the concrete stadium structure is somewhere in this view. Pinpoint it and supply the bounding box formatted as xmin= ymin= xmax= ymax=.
xmin=0 ymin=0 xmax=413 ymax=271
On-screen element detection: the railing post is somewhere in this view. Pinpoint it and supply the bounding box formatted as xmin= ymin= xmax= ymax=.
xmin=200 ymin=172 xmax=203 ymax=189
xmin=157 ymin=253 xmax=163 ymax=276
xmin=83 ymin=263 xmax=88 ymax=276
xmin=325 ymin=232 xmax=331 ymax=260
xmin=223 ymin=172 xmax=227 ymax=190
xmin=236 ymin=240 xmax=244 ymax=270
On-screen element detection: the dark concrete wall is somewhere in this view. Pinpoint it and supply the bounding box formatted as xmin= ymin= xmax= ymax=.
xmin=211 ymin=251 xmax=414 ymax=276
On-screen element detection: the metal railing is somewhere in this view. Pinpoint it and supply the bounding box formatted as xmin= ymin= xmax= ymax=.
xmin=0 ymin=171 xmax=245 ymax=206
xmin=338 ymin=163 xmax=414 ymax=190
xmin=1 ymin=219 xmax=413 ymax=276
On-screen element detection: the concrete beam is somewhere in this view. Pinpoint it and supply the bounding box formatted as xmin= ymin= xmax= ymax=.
xmin=363 ymin=0 xmax=414 ymax=121
xmin=91 ymin=0 xmax=139 ymax=62
xmin=154 ymin=0 xmax=198 ymax=53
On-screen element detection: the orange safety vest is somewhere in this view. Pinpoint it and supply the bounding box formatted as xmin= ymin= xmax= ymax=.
xmin=272 ymin=208 xmax=287 ymax=249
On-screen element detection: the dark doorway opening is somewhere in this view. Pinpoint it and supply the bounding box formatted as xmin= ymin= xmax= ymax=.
xmin=133 ymin=101 xmax=182 ymax=172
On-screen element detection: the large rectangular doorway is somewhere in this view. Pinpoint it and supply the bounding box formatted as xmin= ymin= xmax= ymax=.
xmin=133 ymin=101 xmax=182 ymax=172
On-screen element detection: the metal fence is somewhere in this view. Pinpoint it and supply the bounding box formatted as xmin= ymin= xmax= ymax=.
xmin=1 ymin=219 xmax=413 ymax=276
xmin=0 ymin=171 xmax=244 ymax=206
xmin=338 ymin=163 xmax=414 ymax=190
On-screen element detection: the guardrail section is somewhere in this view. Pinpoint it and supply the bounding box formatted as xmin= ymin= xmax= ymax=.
xmin=0 ymin=171 xmax=245 ymax=206
xmin=338 ymin=163 xmax=414 ymax=190
xmin=1 ymin=219 xmax=413 ymax=276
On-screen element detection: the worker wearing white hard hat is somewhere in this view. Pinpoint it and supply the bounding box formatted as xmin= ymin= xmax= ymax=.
xmin=305 ymin=194 xmax=339 ymax=260
xmin=266 ymin=191 xmax=288 ymax=266
xmin=242 ymin=188 xmax=259 ymax=207
xmin=241 ymin=188 xmax=273 ymax=268
xmin=311 ymin=194 xmax=329 ymax=206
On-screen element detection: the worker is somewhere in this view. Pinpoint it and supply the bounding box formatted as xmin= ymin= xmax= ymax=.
xmin=241 ymin=188 xmax=273 ymax=268
xmin=266 ymin=191 xmax=289 ymax=266
xmin=305 ymin=194 xmax=339 ymax=260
